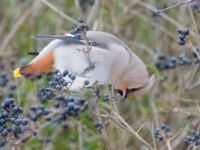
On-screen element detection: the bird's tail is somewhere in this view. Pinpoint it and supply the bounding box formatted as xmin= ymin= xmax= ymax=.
xmin=13 ymin=64 xmax=40 ymax=78
xmin=13 ymin=68 xmax=22 ymax=78
xmin=13 ymin=51 xmax=54 ymax=78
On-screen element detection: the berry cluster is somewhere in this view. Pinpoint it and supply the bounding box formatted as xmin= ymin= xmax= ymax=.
xmin=37 ymin=70 xmax=78 ymax=103
xmin=177 ymin=28 xmax=189 ymax=46
xmin=0 ymin=58 xmax=18 ymax=99
xmin=155 ymin=54 xmax=176 ymax=70
xmin=37 ymin=88 xmax=54 ymax=103
xmin=95 ymin=122 xmax=103 ymax=133
xmin=179 ymin=53 xmax=192 ymax=66
xmin=102 ymin=93 xmax=109 ymax=102
xmin=191 ymin=0 xmax=200 ymax=13
xmin=49 ymin=70 xmax=76 ymax=90
xmin=33 ymin=68 xmax=88 ymax=126
xmin=184 ymin=130 xmax=200 ymax=146
xmin=55 ymin=96 xmax=88 ymax=119
xmin=70 ymin=20 xmax=89 ymax=35
xmin=153 ymin=124 xmax=172 ymax=141
xmin=29 ymin=105 xmax=51 ymax=122
xmin=31 ymin=95 xmax=88 ymax=128
xmin=0 ymin=89 xmax=88 ymax=148
xmin=155 ymin=51 xmax=200 ymax=70
xmin=0 ymin=98 xmax=29 ymax=149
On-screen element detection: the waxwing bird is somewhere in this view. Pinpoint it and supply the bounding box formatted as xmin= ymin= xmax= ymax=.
xmin=13 ymin=30 xmax=155 ymax=100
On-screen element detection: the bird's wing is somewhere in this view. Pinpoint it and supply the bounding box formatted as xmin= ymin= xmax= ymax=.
xmin=31 ymin=31 xmax=129 ymax=51
xmin=86 ymin=31 xmax=124 ymax=48
xmin=15 ymin=39 xmax=63 ymax=76
xmin=32 ymin=34 xmax=84 ymax=44
xmin=17 ymin=31 xmax=119 ymax=75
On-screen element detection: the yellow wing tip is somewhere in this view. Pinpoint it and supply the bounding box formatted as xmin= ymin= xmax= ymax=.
xmin=13 ymin=68 xmax=22 ymax=78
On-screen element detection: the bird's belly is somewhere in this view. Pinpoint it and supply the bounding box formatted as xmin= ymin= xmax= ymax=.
xmin=54 ymin=45 xmax=89 ymax=74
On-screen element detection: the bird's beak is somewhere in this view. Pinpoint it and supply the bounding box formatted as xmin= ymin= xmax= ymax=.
xmin=115 ymin=83 xmax=127 ymax=101
xmin=114 ymin=89 xmax=127 ymax=101
xmin=13 ymin=68 xmax=22 ymax=78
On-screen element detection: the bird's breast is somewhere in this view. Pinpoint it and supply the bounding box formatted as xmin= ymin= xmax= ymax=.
xmin=53 ymin=45 xmax=90 ymax=74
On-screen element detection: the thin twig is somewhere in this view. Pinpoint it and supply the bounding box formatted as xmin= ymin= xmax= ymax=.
xmin=114 ymin=111 xmax=154 ymax=150
xmin=192 ymin=145 xmax=197 ymax=150
xmin=0 ymin=18 xmax=7 ymax=38
xmin=78 ymin=121 xmax=83 ymax=150
xmin=186 ymin=78 xmax=200 ymax=90
xmin=40 ymin=0 xmax=78 ymax=25
xmin=156 ymin=0 xmax=194 ymax=13
xmin=138 ymin=1 xmax=195 ymax=36
xmin=86 ymin=0 xmax=100 ymax=26
xmin=190 ymin=43 xmax=200 ymax=61
xmin=129 ymin=10 xmax=176 ymax=40
xmin=102 ymin=103 xmax=154 ymax=150
xmin=119 ymin=1 xmax=177 ymax=41
xmin=132 ymin=42 xmax=156 ymax=58
xmin=93 ymin=87 xmax=112 ymax=150
xmin=81 ymin=31 xmax=93 ymax=65
xmin=100 ymin=107 xmax=130 ymax=132
xmin=136 ymin=122 xmax=147 ymax=133
xmin=188 ymin=4 xmax=200 ymax=47
xmin=0 ymin=0 xmax=41 ymax=55
xmin=152 ymin=124 xmax=158 ymax=150
xmin=108 ymin=85 xmax=119 ymax=113
xmin=187 ymin=65 xmax=200 ymax=88
xmin=166 ymin=140 xmax=172 ymax=150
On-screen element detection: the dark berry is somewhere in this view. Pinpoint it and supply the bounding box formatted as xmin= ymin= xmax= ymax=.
xmin=84 ymin=80 xmax=89 ymax=85
xmin=177 ymin=38 xmax=186 ymax=46
xmin=63 ymin=70 xmax=69 ymax=76
xmin=68 ymin=74 xmax=76 ymax=80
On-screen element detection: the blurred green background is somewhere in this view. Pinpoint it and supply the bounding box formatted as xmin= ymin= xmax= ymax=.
xmin=1 ymin=0 xmax=200 ymax=150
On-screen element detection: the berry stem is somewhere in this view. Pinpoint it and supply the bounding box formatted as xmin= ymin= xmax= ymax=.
xmin=166 ymin=139 xmax=172 ymax=150
xmin=93 ymin=86 xmax=112 ymax=150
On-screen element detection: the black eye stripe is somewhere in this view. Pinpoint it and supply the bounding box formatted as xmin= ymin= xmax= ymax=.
xmin=114 ymin=86 xmax=143 ymax=100
xmin=114 ymin=89 xmax=124 ymax=96
xmin=126 ymin=87 xmax=143 ymax=95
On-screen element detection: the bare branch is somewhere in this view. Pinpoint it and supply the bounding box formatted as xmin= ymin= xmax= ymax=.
xmin=156 ymin=0 xmax=194 ymax=13
xmin=40 ymin=0 xmax=79 ymax=25
xmin=0 ymin=0 xmax=41 ymax=55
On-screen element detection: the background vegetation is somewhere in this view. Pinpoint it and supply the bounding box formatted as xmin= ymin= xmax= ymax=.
xmin=0 ymin=0 xmax=200 ymax=150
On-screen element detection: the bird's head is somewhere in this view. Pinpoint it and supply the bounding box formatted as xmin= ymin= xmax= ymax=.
xmin=115 ymin=75 xmax=155 ymax=100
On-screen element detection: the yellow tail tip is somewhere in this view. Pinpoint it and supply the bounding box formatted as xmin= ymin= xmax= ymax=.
xmin=13 ymin=68 xmax=22 ymax=78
